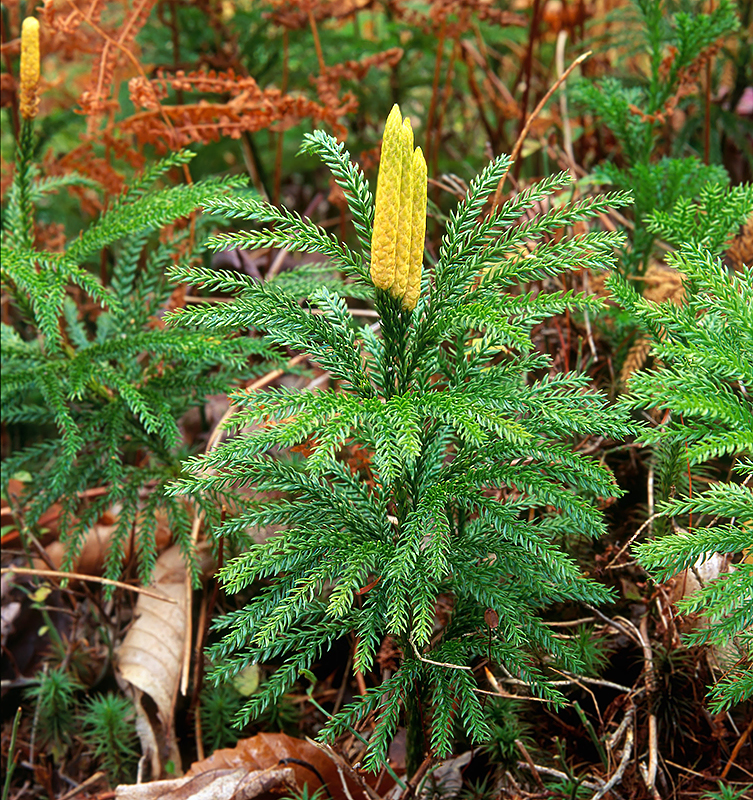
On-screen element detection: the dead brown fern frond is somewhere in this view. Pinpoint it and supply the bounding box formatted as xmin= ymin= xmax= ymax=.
xmin=123 ymin=69 xmax=354 ymax=149
xmin=314 ymin=47 xmax=403 ymax=120
xmin=265 ymin=0 xmax=376 ymax=29
xmin=78 ymin=0 xmax=158 ymax=131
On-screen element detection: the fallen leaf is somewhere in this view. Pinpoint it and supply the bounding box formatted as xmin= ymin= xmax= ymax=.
xmin=187 ymin=732 xmax=371 ymax=800
xmin=114 ymin=545 xmax=190 ymax=780
xmin=35 ymin=508 xmax=171 ymax=576
xmin=115 ymin=765 xmax=296 ymax=800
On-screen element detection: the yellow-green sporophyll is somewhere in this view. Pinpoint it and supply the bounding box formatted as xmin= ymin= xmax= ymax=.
xmin=370 ymin=105 xmax=427 ymax=311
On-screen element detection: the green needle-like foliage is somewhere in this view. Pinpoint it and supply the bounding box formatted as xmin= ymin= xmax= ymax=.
xmin=574 ymin=0 xmax=739 ymax=276
xmin=609 ymin=183 xmax=753 ymax=712
xmin=169 ymin=127 xmax=634 ymax=770
xmin=2 ymin=138 xmax=276 ymax=587
xmin=80 ymin=693 xmax=140 ymax=784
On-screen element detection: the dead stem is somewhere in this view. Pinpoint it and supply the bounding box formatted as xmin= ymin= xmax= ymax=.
xmin=1 ymin=566 xmax=178 ymax=603
xmin=308 ymin=8 xmax=326 ymax=75
xmin=491 ymin=51 xmax=592 ymax=212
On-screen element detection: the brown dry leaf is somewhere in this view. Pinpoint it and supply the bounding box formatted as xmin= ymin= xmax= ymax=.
xmin=114 ymin=545 xmax=191 ymax=780
xmin=668 ymin=552 xmax=747 ymax=674
xmin=115 ymin=733 xmax=377 ymax=800
xmin=188 ymin=732 xmax=371 ymax=800
xmin=727 ymin=216 xmax=753 ymax=269
xmin=35 ymin=509 xmax=171 ymax=576
xmin=641 ymin=261 xmax=685 ymax=304
xmin=115 ymin=766 xmax=296 ymax=800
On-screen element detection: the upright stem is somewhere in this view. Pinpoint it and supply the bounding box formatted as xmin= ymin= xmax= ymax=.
xmin=403 ymin=674 xmax=424 ymax=779
xmin=308 ymin=8 xmax=326 ymax=75
xmin=16 ymin=119 xmax=36 ymax=250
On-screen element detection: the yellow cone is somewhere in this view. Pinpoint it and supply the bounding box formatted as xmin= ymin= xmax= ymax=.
xmin=370 ymin=105 xmax=404 ymax=291
xmin=370 ymin=106 xmax=427 ymax=311
xmin=390 ymin=118 xmax=415 ymax=299
xmin=403 ymin=147 xmax=427 ymax=311
xmin=19 ymin=17 xmax=40 ymax=121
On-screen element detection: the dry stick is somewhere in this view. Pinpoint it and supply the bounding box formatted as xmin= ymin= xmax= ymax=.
xmin=607 ymin=704 xmax=636 ymax=751
xmin=516 ymin=739 xmax=545 ymax=789
xmin=555 ymin=30 xmax=576 ymax=168
xmin=352 ymin=637 xmax=369 ymax=696
xmin=591 ymin=723 xmax=634 ymax=800
xmin=474 ymin=686 xmax=553 ymax=703
xmin=703 ymin=5 xmax=714 ymax=165
xmin=459 ymin=44 xmax=496 ymax=147
xmin=516 ymin=761 xmax=604 ymax=792
xmin=409 ymin=638 xmax=472 ymax=670
xmin=554 ymin=31 xmax=598 ymax=364
xmin=399 ymin=754 xmax=436 ymax=800
xmin=306 ymin=738 xmax=382 ymax=800
xmin=180 ymin=353 xmax=310 ymax=695
xmin=639 ymin=615 xmax=659 ymax=795
xmin=192 ymin=592 xmax=208 ymax=762
xmin=498 ymin=671 xmax=632 ymax=694
xmin=586 ymin=605 xmax=642 ymax=647
xmin=490 ymin=51 xmax=592 ymax=213
xmin=307 ymin=7 xmax=326 ymax=75
xmin=0 ymin=486 xmax=110 ymax=522
xmin=721 ymin=714 xmax=753 ymax=779
xmin=267 ymin=247 xmax=290 ymax=281
xmin=604 ymin=512 xmax=662 ymax=570
xmin=57 ymin=771 xmax=106 ymax=800
xmin=0 ymin=567 xmax=177 ymax=603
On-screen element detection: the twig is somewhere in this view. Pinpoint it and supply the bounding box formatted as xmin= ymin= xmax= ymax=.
xmin=591 ymin=724 xmax=634 ymax=800
xmin=516 ymin=761 xmax=604 ymax=791
xmin=273 ymin=29 xmax=290 ymax=205
xmin=721 ymin=714 xmax=753 ymax=779
xmin=267 ymin=247 xmax=289 ymax=281
xmin=607 ymin=705 xmax=635 ymax=750
xmin=516 ymin=740 xmax=545 ymax=789
xmin=604 ymin=513 xmax=662 ymax=570
xmin=513 ymin=0 xmax=543 ymax=182
xmin=307 ymin=8 xmax=326 ymax=74
xmin=493 ymin=669 xmax=632 ymax=694
xmin=307 ymin=739 xmax=380 ymax=800
xmin=425 ymin=20 xmax=448 ymax=172
xmin=639 ymin=616 xmax=659 ymax=793
xmin=581 ymin=270 xmax=598 ymax=364
xmin=409 ymin=639 xmax=472 ymax=670
xmin=585 ymin=606 xmax=642 ymax=646
xmin=491 ymin=51 xmax=592 ymax=211
xmin=0 ymin=567 xmax=177 ymax=603
xmin=474 ymin=687 xmax=554 ymax=703
xmin=399 ymin=754 xmax=436 ymax=800
xmin=57 ymin=772 xmax=106 ymax=800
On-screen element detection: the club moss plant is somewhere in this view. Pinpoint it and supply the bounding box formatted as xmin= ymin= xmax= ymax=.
xmin=168 ymin=105 xmax=635 ymax=773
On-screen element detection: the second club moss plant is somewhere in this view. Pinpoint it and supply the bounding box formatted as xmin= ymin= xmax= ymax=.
xmin=2 ymin=18 xmax=278 ymax=587
xmin=169 ymin=105 xmax=635 ymax=773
